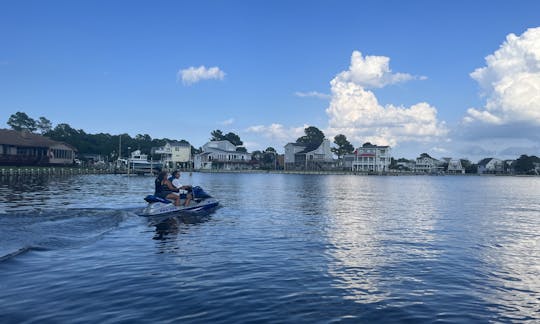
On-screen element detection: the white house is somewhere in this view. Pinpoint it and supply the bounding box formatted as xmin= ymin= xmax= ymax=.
xmin=415 ymin=155 xmax=443 ymax=173
xmin=477 ymin=158 xmax=504 ymax=174
xmin=284 ymin=139 xmax=334 ymax=170
xmin=446 ymin=159 xmax=465 ymax=174
xmin=351 ymin=143 xmax=391 ymax=172
xmin=194 ymin=140 xmax=251 ymax=170
xmin=153 ymin=142 xmax=192 ymax=169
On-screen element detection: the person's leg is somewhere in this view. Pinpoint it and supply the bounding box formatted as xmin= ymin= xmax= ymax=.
xmin=184 ymin=193 xmax=192 ymax=206
xmin=167 ymin=193 xmax=180 ymax=206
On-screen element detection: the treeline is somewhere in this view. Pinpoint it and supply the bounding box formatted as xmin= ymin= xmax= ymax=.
xmin=6 ymin=111 xmax=191 ymax=160
xmin=514 ymin=154 xmax=540 ymax=174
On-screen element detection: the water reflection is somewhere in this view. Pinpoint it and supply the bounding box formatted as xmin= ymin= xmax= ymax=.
xmin=149 ymin=212 xmax=214 ymax=241
xmin=322 ymin=176 xmax=438 ymax=303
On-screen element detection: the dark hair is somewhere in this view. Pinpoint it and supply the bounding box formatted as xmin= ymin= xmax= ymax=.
xmin=157 ymin=171 xmax=168 ymax=181
xmin=172 ymin=170 xmax=180 ymax=177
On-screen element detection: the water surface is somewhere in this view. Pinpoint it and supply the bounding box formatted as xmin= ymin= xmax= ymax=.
xmin=0 ymin=173 xmax=539 ymax=323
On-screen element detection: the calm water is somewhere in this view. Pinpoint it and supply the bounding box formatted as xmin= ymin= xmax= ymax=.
xmin=0 ymin=173 xmax=539 ymax=323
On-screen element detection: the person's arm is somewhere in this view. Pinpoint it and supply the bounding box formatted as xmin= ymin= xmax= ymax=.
xmin=165 ymin=180 xmax=179 ymax=191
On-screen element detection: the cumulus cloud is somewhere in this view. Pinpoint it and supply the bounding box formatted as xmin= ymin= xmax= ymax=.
xmin=464 ymin=27 xmax=540 ymax=125
xmin=178 ymin=65 xmax=225 ymax=85
xmin=335 ymin=51 xmax=425 ymax=88
xmin=325 ymin=51 xmax=447 ymax=147
xmin=245 ymin=123 xmax=307 ymax=143
xmin=295 ymin=91 xmax=331 ymax=99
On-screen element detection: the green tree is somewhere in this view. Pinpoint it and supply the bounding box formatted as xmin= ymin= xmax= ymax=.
xmin=331 ymin=134 xmax=354 ymax=159
xmin=7 ymin=112 xmax=37 ymax=132
xmin=251 ymin=150 xmax=262 ymax=161
xmin=459 ymin=159 xmax=477 ymax=173
xmin=36 ymin=117 xmax=53 ymax=134
xmin=210 ymin=129 xmax=225 ymax=141
xmin=296 ymin=126 xmax=325 ymax=150
xmin=224 ymin=132 xmax=243 ymax=146
xmin=48 ymin=123 xmax=80 ymax=139
xmin=514 ymin=154 xmax=540 ymax=174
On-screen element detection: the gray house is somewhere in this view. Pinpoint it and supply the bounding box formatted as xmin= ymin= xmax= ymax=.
xmin=284 ymin=139 xmax=334 ymax=171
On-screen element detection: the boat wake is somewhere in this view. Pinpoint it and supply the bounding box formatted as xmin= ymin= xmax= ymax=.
xmin=0 ymin=208 xmax=133 ymax=262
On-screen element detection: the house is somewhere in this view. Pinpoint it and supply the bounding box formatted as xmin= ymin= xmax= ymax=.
xmin=194 ymin=140 xmax=251 ymax=170
xmin=284 ymin=139 xmax=334 ymax=171
xmin=153 ymin=142 xmax=192 ymax=169
xmin=396 ymin=159 xmax=415 ymax=171
xmin=477 ymin=158 xmax=504 ymax=174
xmin=351 ymin=143 xmax=391 ymax=172
xmin=415 ymin=155 xmax=443 ymax=173
xmin=446 ymin=159 xmax=465 ymax=174
xmin=342 ymin=154 xmax=356 ymax=170
xmin=0 ymin=129 xmax=77 ymax=166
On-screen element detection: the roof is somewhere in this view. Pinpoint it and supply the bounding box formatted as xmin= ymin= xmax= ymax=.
xmin=297 ymin=141 xmax=325 ymax=154
xmin=169 ymin=142 xmax=191 ymax=147
xmin=0 ymin=129 xmax=76 ymax=150
xmin=477 ymin=158 xmax=493 ymax=166
xmin=285 ymin=142 xmax=305 ymax=147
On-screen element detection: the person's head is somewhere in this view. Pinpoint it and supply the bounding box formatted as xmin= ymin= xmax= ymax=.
xmin=157 ymin=171 xmax=168 ymax=181
xmin=172 ymin=170 xmax=180 ymax=178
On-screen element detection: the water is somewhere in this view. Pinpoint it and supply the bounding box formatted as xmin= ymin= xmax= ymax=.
xmin=0 ymin=173 xmax=539 ymax=323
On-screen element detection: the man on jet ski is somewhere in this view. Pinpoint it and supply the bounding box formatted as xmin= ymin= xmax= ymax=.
xmin=169 ymin=170 xmax=193 ymax=207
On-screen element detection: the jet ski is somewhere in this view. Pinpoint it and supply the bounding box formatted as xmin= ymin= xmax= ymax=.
xmin=140 ymin=186 xmax=219 ymax=216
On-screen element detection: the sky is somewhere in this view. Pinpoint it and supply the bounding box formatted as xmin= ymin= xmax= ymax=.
xmin=1 ymin=0 xmax=540 ymax=160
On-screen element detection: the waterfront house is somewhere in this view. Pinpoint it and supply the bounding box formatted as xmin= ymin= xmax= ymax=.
xmin=477 ymin=158 xmax=504 ymax=174
xmin=194 ymin=140 xmax=251 ymax=170
xmin=342 ymin=154 xmax=356 ymax=170
xmin=153 ymin=142 xmax=192 ymax=169
xmin=0 ymin=129 xmax=76 ymax=166
xmin=396 ymin=159 xmax=416 ymax=171
xmin=284 ymin=139 xmax=334 ymax=171
xmin=351 ymin=143 xmax=391 ymax=172
xmin=415 ymin=155 xmax=443 ymax=173
xmin=446 ymin=159 xmax=465 ymax=174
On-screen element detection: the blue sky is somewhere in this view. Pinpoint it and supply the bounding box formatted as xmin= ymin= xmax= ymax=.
xmin=1 ymin=1 xmax=539 ymax=160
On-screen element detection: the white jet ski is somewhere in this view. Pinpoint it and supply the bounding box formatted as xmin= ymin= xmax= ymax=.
xmin=140 ymin=186 xmax=219 ymax=216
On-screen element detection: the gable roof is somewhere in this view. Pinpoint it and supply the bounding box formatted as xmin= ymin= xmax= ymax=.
xmin=477 ymin=158 xmax=493 ymax=166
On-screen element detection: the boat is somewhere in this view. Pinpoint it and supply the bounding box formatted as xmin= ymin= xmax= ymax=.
xmin=128 ymin=150 xmax=162 ymax=175
xmin=140 ymin=186 xmax=219 ymax=216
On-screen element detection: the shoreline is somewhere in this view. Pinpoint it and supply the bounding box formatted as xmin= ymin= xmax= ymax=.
xmin=0 ymin=166 xmax=537 ymax=177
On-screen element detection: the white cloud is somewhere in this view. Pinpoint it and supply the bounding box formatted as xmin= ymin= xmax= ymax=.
xmin=245 ymin=123 xmax=306 ymax=146
xmin=325 ymin=51 xmax=447 ymax=147
xmin=335 ymin=51 xmax=425 ymax=88
xmin=464 ymin=27 xmax=540 ymax=125
xmin=219 ymin=118 xmax=235 ymax=126
xmin=178 ymin=65 xmax=225 ymax=85
xmin=295 ymin=91 xmax=331 ymax=99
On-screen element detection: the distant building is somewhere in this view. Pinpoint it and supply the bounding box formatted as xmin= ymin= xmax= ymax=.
xmin=153 ymin=142 xmax=192 ymax=169
xmin=284 ymin=139 xmax=334 ymax=171
xmin=446 ymin=159 xmax=465 ymax=174
xmin=194 ymin=140 xmax=251 ymax=170
xmin=342 ymin=154 xmax=356 ymax=170
xmin=477 ymin=158 xmax=504 ymax=174
xmin=396 ymin=159 xmax=415 ymax=171
xmin=352 ymin=143 xmax=391 ymax=172
xmin=415 ymin=155 xmax=443 ymax=173
xmin=0 ymin=129 xmax=76 ymax=166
